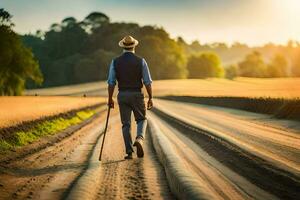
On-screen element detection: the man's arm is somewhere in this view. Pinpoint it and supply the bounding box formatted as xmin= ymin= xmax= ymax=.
xmin=108 ymin=85 xmax=115 ymax=108
xmin=145 ymin=84 xmax=153 ymax=110
xmin=142 ymin=59 xmax=153 ymax=110
xmin=107 ymin=60 xmax=116 ymax=108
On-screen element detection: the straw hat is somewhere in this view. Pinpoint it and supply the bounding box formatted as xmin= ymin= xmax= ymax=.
xmin=118 ymin=35 xmax=139 ymax=48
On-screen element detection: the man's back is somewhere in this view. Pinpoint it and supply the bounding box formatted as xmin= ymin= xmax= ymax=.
xmin=114 ymin=52 xmax=143 ymax=91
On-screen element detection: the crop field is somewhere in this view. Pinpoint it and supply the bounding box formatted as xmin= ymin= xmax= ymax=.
xmin=0 ymin=96 xmax=105 ymax=129
xmin=25 ymin=77 xmax=300 ymax=99
xmin=152 ymin=77 xmax=300 ymax=99
xmin=25 ymin=82 xmax=106 ymax=96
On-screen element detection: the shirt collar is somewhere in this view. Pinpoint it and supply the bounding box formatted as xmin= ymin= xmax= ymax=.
xmin=123 ymin=49 xmax=135 ymax=53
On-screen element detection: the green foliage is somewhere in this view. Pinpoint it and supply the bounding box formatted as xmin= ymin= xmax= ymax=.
xmin=225 ymin=64 xmax=238 ymax=79
xmin=22 ymin=14 xmax=187 ymax=87
xmin=62 ymin=17 xmax=77 ymax=28
xmin=267 ymin=54 xmax=288 ymax=77
xmin=237 ymin=52 xmax=289 ymax=78
xmin=187 ymin=52 xmax=224 ymax=78
xmin=74 ymin=49 xmax=116 ymax=83
xmin=47 ymin=54 xmax=83 ymax=86
xmin=291 ymin=53 xmax=300 ymax=77
xmin=0 ymin=9 xmax=43 ymax=95
xmin=0 ymin=8 xmax=13 ymax=27
xmin=44 ymin=20 xmax=88 ymax=60
xmin=238 ymin=51 xmax=267 ymax=78
xmin=76 ymin=110 xmax=95 ymax=119
xmin=0 ymin=109 xmax=96 ymax=152
xmin=0 ymin=140 xmax=13 ymax=151
xmin=83 ymin=12 xmax=110 ymax=32
xmin=136 ymin=29 xmax=187 ymax=79
xmin=18 ymin=10 xmax=299 ymax=88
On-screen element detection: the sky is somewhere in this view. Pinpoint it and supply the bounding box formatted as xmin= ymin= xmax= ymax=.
xmin=2 ymin=0 xmax=300 ymax=46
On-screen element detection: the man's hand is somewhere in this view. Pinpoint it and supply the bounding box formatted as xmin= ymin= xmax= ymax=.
xmin=107 ymin=84 xmax=115 ymax=109
xmin=108 ymin=98 xmax=114 ymax=109
xmin=145 ymin=84 xmax=153 ymax=110
xmin=147 ymin=98 xmax=153 ymax=110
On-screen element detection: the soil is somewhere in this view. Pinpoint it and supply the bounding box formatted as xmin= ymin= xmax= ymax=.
xmin=96 ymin=113 xmax=173 ymax=200
xmin=0 ymin=108 xmax=173 ymax=200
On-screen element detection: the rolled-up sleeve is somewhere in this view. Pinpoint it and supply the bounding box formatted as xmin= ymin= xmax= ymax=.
xmin=142 ymin=59 xmax=152 ymax=85
xmin=107 ymin=60 xmax=116 ymax=86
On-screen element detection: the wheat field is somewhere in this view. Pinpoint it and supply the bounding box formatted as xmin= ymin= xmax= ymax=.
xmin=25 ymin=77 xmax=300 ymax=99
xmin=152 ymin=78 xmax=300 ymax=99
xmin=0 ymin=96 xmax=105 ymax=129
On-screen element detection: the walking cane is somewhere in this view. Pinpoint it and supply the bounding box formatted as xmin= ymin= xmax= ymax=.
xmin=99 ymin=106 xmax=111 ymax=161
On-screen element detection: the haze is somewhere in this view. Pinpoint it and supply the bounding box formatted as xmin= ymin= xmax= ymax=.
xmin=2 ymin=0 xmax=300 ymax=46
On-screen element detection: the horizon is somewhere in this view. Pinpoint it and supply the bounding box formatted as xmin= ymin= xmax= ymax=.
xmin=2 ymin=0 xmax=300 ymax=47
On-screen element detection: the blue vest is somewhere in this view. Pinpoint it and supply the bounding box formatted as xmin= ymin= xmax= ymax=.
xmin=114 ymin=52 xmax=143 ymax=91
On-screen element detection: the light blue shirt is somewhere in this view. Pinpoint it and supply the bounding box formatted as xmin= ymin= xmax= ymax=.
xmin=107 ymin=55 xmax=153 ymax=86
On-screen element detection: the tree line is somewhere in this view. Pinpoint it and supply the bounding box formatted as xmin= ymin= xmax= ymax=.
xmin=0 ymin=9 xmax=42 ymax=95
xmin=22 ymin=12 xmax=187 ymax=88
xmin=178 ymin=38 xmax=300 ymax=79
xmin=1 ymin=9 xmax=300 ymax=95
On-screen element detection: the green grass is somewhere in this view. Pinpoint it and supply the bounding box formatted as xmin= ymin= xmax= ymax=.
xmin=0 ymin=109 xmax=96 ymax=152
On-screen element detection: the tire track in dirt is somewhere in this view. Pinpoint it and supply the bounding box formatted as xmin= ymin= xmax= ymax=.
xmin=151 ymin=105 xmax=300 ymax=200
xmin=0 ymin=112 xmax=107 ymax=200
xmin=97 ymin=109 xmax=173 ymax=200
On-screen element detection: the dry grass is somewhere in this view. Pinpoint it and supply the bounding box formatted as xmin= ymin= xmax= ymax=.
xmin=25 ymin=77 xmax=300 ymax=99
xmin=152 ymin=77 xmax=300 ymax=99
xmin=25 ymin=82 xmax=107 ymax=96
xmin=152 ymin=78 xmax=300 ymax=120
xmin=0 ymin=96 xmax=105 ymax=129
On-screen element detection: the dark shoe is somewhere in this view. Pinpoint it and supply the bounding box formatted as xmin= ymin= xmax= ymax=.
xmin=124 ymin=153 xmax=133 ymax=160
xmin=133 ymin=137 xmax=144 ymax=158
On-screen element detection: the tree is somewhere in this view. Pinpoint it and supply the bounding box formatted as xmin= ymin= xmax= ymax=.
xmin=291 ymin=52 xmax=300 ymax=77
xmin=187 ymin=52 xmax=224 ymax=78
xmin=0 ymin=9 xmax=42 ymax=95
xmin=136 ymin=29 xmax=187 ymax=79
xmin=83 ymin=12 xmax=110 ymax=32
xmin=225 ymin=64 xmax=238 ymax=79
xmin=44 ymin=19 xmax=88 ymax=59
xmin=267 ymin=54 xmax=288 ymax=77
xmin=0 ymin=8 xmax=13 ymax=26
xmin=50 ymin=23 xmax=61 ymax=32
xmin=61 ymin=17 xmax=77 ymax=28
xmin=46 ymin=54 xmax=82 ymax=86
xmin=238 ymin=51 xmax=267 ymax=77
xmin=177 ymin=37 xmax=187 ymax=46
xmin=73 ymin=49 xmax=116 ymax=83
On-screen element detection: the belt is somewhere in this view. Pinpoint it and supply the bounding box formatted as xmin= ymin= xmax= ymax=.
xmin=119 ymin=87 xmax=142 ymax=92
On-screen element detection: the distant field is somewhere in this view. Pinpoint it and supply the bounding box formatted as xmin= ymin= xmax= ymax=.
xmin=25 ymin=82 xmax=106 ymax=96
xmin=152 ymin=77 xmax=300 ymax=99
xmin=26 ymin=77 xmax=300 ymax=99
xmin=0 ymin=96 xmax=105 ymax=129
xmin=153 ymin=78 xmax=300 ymax=120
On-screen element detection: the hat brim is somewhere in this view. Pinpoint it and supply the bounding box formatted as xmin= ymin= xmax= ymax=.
xmin=118 ymin=39 xmax=139 ymax=48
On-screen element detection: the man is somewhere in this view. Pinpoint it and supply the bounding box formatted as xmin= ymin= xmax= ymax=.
xmin=107 ymin=35 xmax=153 ymax=159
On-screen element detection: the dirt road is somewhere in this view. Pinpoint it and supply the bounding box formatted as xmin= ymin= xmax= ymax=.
xmin=96 ymin=112 xmax=173 ymax=200
xmin=0 ymin=100 xmax=299 ymax=199
xmin=0 ymin=108 xmax=173 ymax=200
xmin=151 ymin=99 xmax=300 ymax=200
